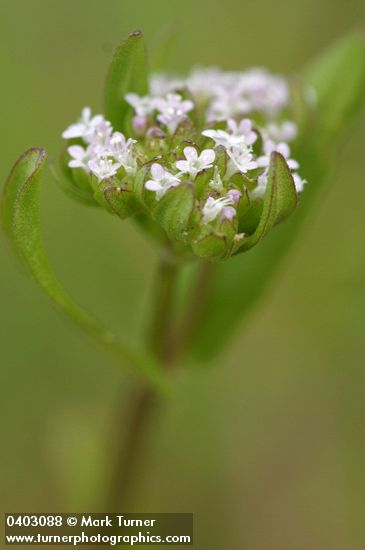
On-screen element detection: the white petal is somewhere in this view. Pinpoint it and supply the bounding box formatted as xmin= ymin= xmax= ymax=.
xmin=145 ymin=180 xmax=162 ymax=192
xmin=151 ymin=163 xmax=164 ymax=180
xmin=227 ymin=119 xmax=238 ymax=133
xmin=200 ymin=149 xmax=215 ymax=165
xmin=125 ymin=93 xmax=139 ymax=106
xmin=176 ymin=160 xmax=190 ymax=172
xmin=257 ymin=157 xmax=269 ymax=168
xmin=184 ymin=147 xmax=198 ymax=161
xmin=69 ymin=160 xmax=85 ymax=168
xmin=202 ymin=129 xmax=217 ymax=139
xmin=181 ymin=99 xmax=194 ymax=112
xmin=82 ymin=107 xmax=91 ymax=122
xmin=67 ymin=145 xmax=85 ymax=160
xmin=238 ymin=119 xmax=252 ymax=134
xmin=62 ymin=123 xmax=84 ymax=139
xmin=276 ymin=142 xmax=290 ymax=158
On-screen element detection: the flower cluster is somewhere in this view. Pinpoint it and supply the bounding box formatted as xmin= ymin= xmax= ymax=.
xmin=62 ymin=66 xmax=310 ymax=260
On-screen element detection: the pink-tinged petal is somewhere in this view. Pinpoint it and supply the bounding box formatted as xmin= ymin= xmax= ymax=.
xmin=276 ymin=142 xmax=290 ymax=158
xmin=145 ymin=180 xmax=162 ymax=192
xmin=200 ymin=149 xmax=215 ymax=165
xmin=246 ymin=132 xmax=257 ymax=146
xmin=247 ymin=161 xmax=258 ymax=170
xmin=68 ymin=145 xmax=85 ymax=159
xmin=62 ymin=123 xmax=84 ymax=139
xmin=69 ymin=160 xmax=85 ymax=168
xmin=82 ymin=107 xmax=91 ymax=121
xmin=125 ymin=93 xmax=139 ymax=106
xmin=176 ymin=160 xmax=190 ymax=172
xmin=202 ymin=129 xmax=218 ymax=140
xmin=222 ymin=206 xmax=236 ymax=220
xmin=287 ymin=159 xmax=299 ymax=170
xmin=184 ymin=147 xmax=198 ymax=161
xmin=239 ymin=119 xmax=252 ymax=134
xmin=227 ymin=189 xmax=241 ymax=204
xmin=151 ymin=163 xmax=164 ymax=180
xmin=227 ymin=119 xmax=238 ymax=133
xmin=90 ymin=115 xmax=104 ymax=131
xmin=181 ymin=100 xmax=194 ymax=112
xmin=257 ymin=156 xmax=269 ymax=168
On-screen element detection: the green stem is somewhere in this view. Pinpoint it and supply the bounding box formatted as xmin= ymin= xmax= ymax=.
xmin=148 ymin=250 xmax=179 ymax=364
xmin=174 ymin=260 xmax=216 ymax=362
xmin=107 ymin=250 xmax=180 ymax=509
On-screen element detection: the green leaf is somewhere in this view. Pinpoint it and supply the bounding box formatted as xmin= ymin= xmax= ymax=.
xmin=1 ymin=148 xmax=168 ymax=393
xmin=153 ymin=183 xmax=195 ymax=240
xmin=104 ymin=31 xmax=149 ymax=133
xmin=236 ymin=152 xmax=297 ymax=253
xmin=303 ymin=30 xmax=365 ymax=148
xmin=189 ymin=31 xmax=365 ymax=361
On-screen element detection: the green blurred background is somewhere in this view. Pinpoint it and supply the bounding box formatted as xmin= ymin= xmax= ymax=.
xmin=1 ymin=0 xmax=364 ymax=548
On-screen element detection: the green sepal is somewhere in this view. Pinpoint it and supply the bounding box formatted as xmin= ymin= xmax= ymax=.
xmin=217 ymin=215 xmax=238 ymax=244
xmin=234 ymin=152 xmax=297 ymax=253
xmin=214 ymin=146 xmax=228 ymax=177
xmin=192 ymin=233 xmax=227 ymax=260
xmin=104 ymin=184 xmax=141 ymax=219
xmin=104 ymin=31 xmax=149 ymax=133
xmin=134 ymin=165 xmax=160 ymax=212
xmin=194 ymin=168 xmax=213 ymax=200
xmin=90 ymin=176 xmax=115 ymax=211
xmin=238 ymin=197 xmax=263 ymax=235
xmin=57 ymin=149 xmax=97 ymax=206
xmin=153 ymin=183 xmax=195 ymax=241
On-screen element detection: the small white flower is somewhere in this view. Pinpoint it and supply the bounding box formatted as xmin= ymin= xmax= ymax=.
xmin=107 ymin=132 xmax=137 ymax=173
xmin=149 ymin=74 xmax=185 ymax=96
xmin=85 ymin=118 xmax=113 ymax=150
xmin=227 ymin=146 xmax=258 ymax=176
xmin=292 ymin=173 xmax=306 ymax=192
xmin=154 ymin=93 xmax=194 ymax=134
xmin=253 ymin=168 xmax=306 ymax=198
xmin=257 ymin=139 xmax=299 ymax=170
xmin=239 ymin=68 xmax=289 ymax=117
xmin=202 ymin=129 xmax=246 ymax=150
xmin=88 ymin=157 xmax=121 ymax=180
xmin=209 ymin=166 xmax=224 ymax=193
xmin=62 ymin=107 xmax=104 ymax=140
xmin=207 ymin=92 xmax=251 ymax=121
xmin=226 ymin=189 xmax=242 ymax=204
xmin=251 ymin=171 xmax=268 ymax=198
xmin=202 ymin=195 xmax=234 ymax=224
xmin=125 ymin=93 xmax=156 ymax=117
xmin=222 ymin=206 xmax=237 ymax=220
xmin=227 ymin=118 xmax=257 ymax=146
xmin=265 ymin=121 xmax=297 ymax=143
xmin=145 ymin=164 xmax=181 ymax=200
xmin=175 ymin=147 xmax=215 ymax=179
xmin=67 ymin=145 xmax=91 ymax=171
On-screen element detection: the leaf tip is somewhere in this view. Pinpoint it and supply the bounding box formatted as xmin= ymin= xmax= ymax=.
xmin=129 ymin=30 xmax=143 ymax=38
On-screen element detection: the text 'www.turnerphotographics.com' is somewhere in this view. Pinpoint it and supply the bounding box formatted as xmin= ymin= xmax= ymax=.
xmin=5 ymin=513 xmax=193 ymax=546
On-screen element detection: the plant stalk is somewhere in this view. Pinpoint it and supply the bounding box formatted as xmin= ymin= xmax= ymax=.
xmin=107 ymin=250 xmax=179 ymax=509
